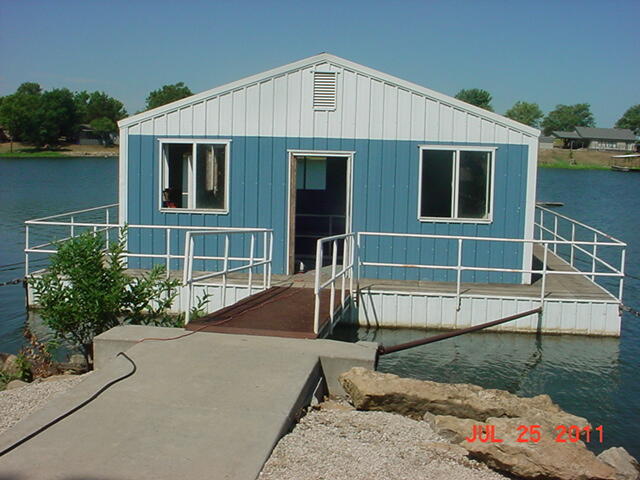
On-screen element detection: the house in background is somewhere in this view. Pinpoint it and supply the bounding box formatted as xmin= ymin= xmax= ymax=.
xmin=538 ymin=135 xmax=556 ymax=150
xmin=553 ymin=127 xmax=636 ymax=151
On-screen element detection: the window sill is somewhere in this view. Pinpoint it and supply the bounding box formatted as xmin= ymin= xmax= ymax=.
xmin=418 ymin=216 xmax=493 ymax=224
xmin=160 ymin=208 xmax=229 ymax=215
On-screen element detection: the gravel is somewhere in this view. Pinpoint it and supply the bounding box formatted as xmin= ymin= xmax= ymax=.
xmin=0 ymin=374 xmax=89 ymax=436
xmin=260 ymin=405 xmax=508 ymax=480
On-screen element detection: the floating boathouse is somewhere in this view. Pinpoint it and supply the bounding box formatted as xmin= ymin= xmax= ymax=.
xmin=25 ymin=54 xmax=626 ymax=337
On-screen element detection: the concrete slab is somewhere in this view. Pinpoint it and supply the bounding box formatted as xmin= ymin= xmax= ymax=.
xmin=0 ymin=328 xmax=377 ymax=480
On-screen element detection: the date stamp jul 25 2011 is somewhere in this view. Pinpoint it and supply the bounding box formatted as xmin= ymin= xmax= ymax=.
xmin=465 ymin=424 xmax=604 ymax=444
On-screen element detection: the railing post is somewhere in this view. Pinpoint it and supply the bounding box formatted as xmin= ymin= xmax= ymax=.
xmin=24 ymin=225 xmax=30 ymax=277
xmin=553 ymin=216 xmax=558 ymax=254
xmin=248 ymin=233 xmax=255 ymax=293
xmin=105 ymin=210 xmax=110 ymax=248
xmin=165 ymin=228 xmax=171 ymax=279
xmin=591 ymin=232 xmax=597 ymax=281
xmin=455 ymin=238 xmax=463 ymax=311
xmin=70 ymin=216 xmax=75 ymax=238
xmin=183 ymin=232 xmax=193 ymax=325
xmin=540 ymin=242 xmax=548 ymax=306
xmin=341 ymin=237 xmax=347 ymax=307
xmin=618 ymin=247 xmax=626 ymax=303
xmin=356 ymin=233 xmax=361 ymax=298
xmin=267 ymin=231 xmax=273 ymax=289
xmin=262 ymin=231 xmax=267 ymax=290
xmin=349 ymin=235 xmax=355 ymax=323
xmin=313 ymin=239 xmax=323 ymax=334
xmin=570 ymin=224 xmax=576 ymax=267
xmin=222 ymin=234 xmax=229 ymax=308
xmin=539 ymin=209 xmax=544 ymax=240
xmin=330 ymin=240 xmax=338 ymax=324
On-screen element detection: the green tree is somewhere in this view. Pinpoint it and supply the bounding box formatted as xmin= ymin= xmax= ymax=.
xmin=0 ymin=82 xmax=42 ymax=148
xmin=89 ymin=117 xmax=117 ymax=145
xmin=25 ymin=88 xmax=79 ymax=146
xmin=145 ymin=82 xmax=192 ymax=110
xmin=505 ymin=101 xmax=543 ymax=128
xmin=615 ymin=104 xmax=640 ymax=135
xmin=16 ymin=82 xmax=42 ymax=96
xmin=86 ymin=91 xmax=126 ymax=124
xmin=541 ymin=103 xmax=595 ymax=136
xmin=455 ymin=88 xmax=494 ymax=111
xmin=73 ymin=90 xmax=90 ymax=124
xmin=29 ymin=230 xmax=182 ymax=367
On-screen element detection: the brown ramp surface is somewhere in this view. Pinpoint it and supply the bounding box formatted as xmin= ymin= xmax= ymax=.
xmin=186 ymin=286 xmax=349 ymax=339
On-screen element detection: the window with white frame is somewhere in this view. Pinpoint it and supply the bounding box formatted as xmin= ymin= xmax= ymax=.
xmin=160 ymin=140 xmax=229 ymax=211
xmin=419 ymin=146 xmax=494 ymax=221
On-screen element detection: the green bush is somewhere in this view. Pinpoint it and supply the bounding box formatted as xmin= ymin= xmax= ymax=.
xmin=29 ymin=229 xmax=185 ymax=368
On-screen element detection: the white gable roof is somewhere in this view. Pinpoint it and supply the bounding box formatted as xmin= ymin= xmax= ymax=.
xmin=119 ymin=53 xmax=539 ymax=140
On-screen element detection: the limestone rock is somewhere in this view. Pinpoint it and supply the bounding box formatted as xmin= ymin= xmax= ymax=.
xmin=426 ymin=414 xmax=616 ymax=480
xmin=598 ymin=447 xmax=640 ymax=480
xmin=339 ymin=367 xmax=588 ymax=428
xmin=5 ymin=379 xmax=29 ymax=390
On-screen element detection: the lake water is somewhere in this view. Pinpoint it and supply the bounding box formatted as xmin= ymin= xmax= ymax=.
xmin=0 ymin=158 xmax=638 ymax=456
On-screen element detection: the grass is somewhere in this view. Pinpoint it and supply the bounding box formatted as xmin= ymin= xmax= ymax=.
xmin=0 ymin=142 xmax=118 ymax=158
xmin=539 ymin=160 xmax=609 ymax=170
xmin=537 ymin=148 xmax=632 ymax=170
xmin=0 ymin=150 xmax=68 ymax=158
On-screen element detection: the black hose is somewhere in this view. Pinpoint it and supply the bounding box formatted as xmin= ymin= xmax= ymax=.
xmin=0 ymin=351 xmax=137 ymax=458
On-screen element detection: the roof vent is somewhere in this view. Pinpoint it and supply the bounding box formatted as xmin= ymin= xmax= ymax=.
xmin=313 ymin=71 xmax=337 ymax=111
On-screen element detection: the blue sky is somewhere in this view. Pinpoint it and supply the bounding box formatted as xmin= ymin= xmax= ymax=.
xmin=1 ymin=0 xmax=638 ymax=128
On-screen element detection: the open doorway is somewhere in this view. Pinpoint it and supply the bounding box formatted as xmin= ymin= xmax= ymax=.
xmin=287 ymin=151 xmax=352 ymax=274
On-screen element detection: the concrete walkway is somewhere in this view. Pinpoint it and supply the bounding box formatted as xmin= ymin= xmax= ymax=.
xmin=0 ymin=327 xmax=376 ymax=480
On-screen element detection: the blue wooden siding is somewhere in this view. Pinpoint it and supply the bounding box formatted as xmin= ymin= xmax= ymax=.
xmin=126 ymin=135 xmax=528 ymax=283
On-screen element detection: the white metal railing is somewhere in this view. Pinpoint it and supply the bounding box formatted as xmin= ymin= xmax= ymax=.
xmin=535 ymin=205 xmax=626 ymax=299
xmin=357 ymin=228 xmax=626 ymax=310
xmin=182 ymin=228 xmax=273 ymax=324
xmin=25 ymin=205 xmax=274 ymax=324
xmin=25 ymin=204 xmax=269 ymax=276
xmin=25 ymin=204 xmax=119 ymax=276
xmin=313 ymin=232 xmax=356 ymax=334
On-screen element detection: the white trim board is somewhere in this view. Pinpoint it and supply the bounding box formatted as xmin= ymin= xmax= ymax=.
xmin=286 ymin=149 xmax=355 ymax=275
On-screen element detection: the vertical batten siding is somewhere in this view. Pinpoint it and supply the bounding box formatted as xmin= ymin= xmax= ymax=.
xmin=124 ymin=60 xmax=535 ymax=282
xmin=127 ymin=135 xmax=527 ymax=282
xmin=357 ymin=291 xmax=620 ymax=336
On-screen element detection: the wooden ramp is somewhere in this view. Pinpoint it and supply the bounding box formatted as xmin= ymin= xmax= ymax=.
xmin=185 ymin=286 xmax=349 ymax=339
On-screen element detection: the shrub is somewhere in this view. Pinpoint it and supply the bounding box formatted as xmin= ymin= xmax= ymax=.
xmin=29 ymin=228 xmax=184 ymax=368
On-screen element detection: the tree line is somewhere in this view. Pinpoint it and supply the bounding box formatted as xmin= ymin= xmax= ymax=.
xmin=1 ymin=81 xmax=637 ymax=147
xmin=454 ymin=88 xmax=640 ymax=136
xmin=0 ymin=82 xmax=193 ymax=148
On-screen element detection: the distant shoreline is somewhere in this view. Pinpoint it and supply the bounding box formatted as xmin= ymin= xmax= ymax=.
xmin=0 ymin=142 xmax=118 ymax=158
xmin=0 ymin=142 xmax=632 ymax=170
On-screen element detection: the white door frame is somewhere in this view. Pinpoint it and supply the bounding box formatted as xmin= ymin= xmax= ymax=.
xmin=286 ymin=149 xmax=355 ymax=275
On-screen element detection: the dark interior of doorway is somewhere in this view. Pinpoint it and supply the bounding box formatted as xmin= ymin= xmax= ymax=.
xmin=294 ymin=156 xmax=347 ymax=272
